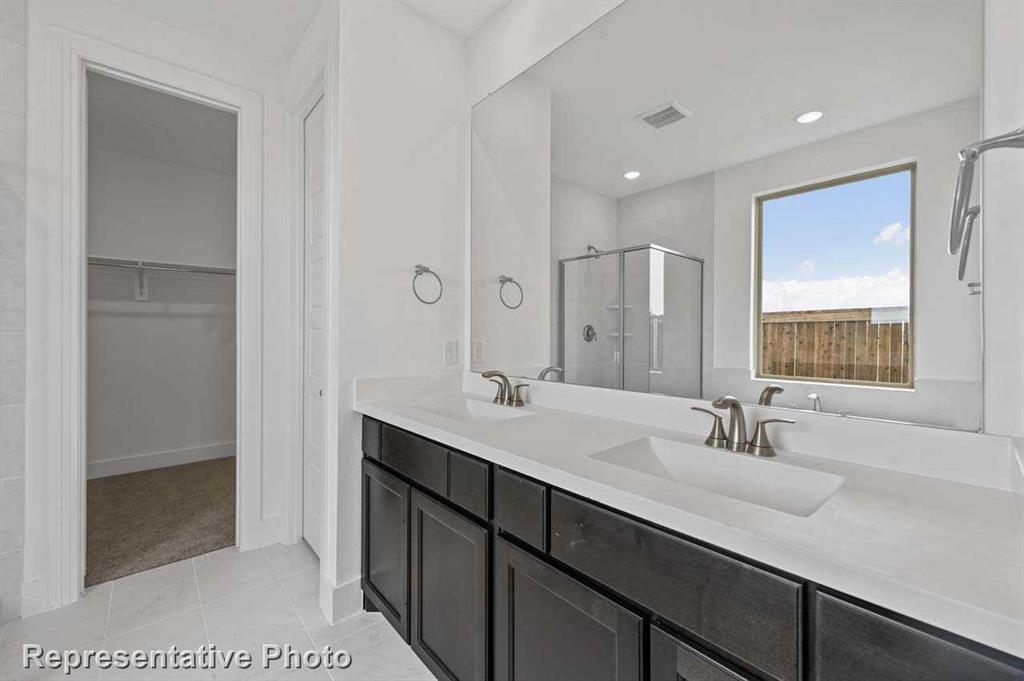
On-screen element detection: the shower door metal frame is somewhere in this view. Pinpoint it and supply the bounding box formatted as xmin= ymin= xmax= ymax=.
xmin=558 ymin=244 xmax=704 ymax=397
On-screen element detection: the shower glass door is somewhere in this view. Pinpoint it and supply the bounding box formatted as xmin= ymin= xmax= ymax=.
xmin=560 ymin=253 xmax=621 ymax=390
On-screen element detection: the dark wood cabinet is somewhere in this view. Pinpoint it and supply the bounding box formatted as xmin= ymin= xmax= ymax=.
xmin=814 ymin=592 xmax=1024 ymax=681
xmin=361 ymin=459 xmax=410 ymax=639
xmin=361 ymin=418 xmax=1023 ymax=681
xmin=494 ymin=468 xmax=547 ymax=551
xmin=380 ymin=424 xmax=449 ymax=495
xmin=494 ymin=537 xmax=642 ymax=681
xmin=409 ymin=490 xmax=489 ymax=681
xmin=550 ymin=491 xmax=802 ymax=681
xmin=651 ymin=625 xmax=753 ymax=681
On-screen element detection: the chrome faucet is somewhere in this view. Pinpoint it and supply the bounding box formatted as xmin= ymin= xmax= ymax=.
xmin=482 ymin=370 xmax=527 ymax=407
xmin=537 ymin=366 xmax=563 ymax=381
xmin=482 ymin=370 xmax=511 ymax=405
xmin=710 ymin=395 xmax=747 ymax=452
xmin=757 ymin=384 xmax=784 ymax=406
xmin=807 ymin=393 xmax=822 ymax=412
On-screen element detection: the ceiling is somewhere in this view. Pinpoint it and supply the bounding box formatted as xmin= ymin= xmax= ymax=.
xmin=401 ymin=0 xmax=509 ymax=37
xmin=88 ymin=72 xmax=238 ymax=176
xmin=519 ymin=0 xmax=982 ymax=198
xmin=106 ymin=0 xmax=322 ymax=67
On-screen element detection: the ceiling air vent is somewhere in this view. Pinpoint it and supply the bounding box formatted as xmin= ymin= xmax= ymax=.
xmin=638 ymin=102 xmax=691 ymax=129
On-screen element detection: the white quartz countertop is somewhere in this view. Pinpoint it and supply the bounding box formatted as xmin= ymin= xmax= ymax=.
xmin=355 ymin=392 xmax=1024 ymax=658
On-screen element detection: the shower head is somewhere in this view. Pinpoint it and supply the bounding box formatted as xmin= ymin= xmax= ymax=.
xmin=949 ymin=126 xmax=1024 ymax=256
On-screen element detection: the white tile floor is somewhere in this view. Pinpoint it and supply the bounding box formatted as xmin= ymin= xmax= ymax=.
xmin=0 ymin=544 xmax=434 ymax=681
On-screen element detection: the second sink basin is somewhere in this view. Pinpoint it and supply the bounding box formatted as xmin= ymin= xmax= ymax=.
xmin=590 ymin=437 xmax=844 ymax=516
xmin=413 ymin=398 xmax=533 ymax=423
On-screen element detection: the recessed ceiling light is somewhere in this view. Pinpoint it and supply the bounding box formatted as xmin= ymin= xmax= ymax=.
xmin=796 ymin=110 xmax=824 ymax=124
xmin=623 ymin=170 xmax=640 ymax=180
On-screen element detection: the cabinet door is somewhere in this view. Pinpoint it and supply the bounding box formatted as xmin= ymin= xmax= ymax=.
xmin=494 ymin=537 xmax=641 ymax=681
xmin=815 ymin=592 xmax=1024 ymax=681
xmin=651 ymin=625 xmax=753 ymax=681
xmin=410 ymin=490 xmax=489 ymax=681
xmin=361 ymin=459 xmax=410 ymax=640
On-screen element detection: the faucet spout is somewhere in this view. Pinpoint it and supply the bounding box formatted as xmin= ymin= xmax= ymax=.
xmin=710 ymin=395 xmax=747 ymax=452
xmin=482 ymin=370 xmax=513 ymax=406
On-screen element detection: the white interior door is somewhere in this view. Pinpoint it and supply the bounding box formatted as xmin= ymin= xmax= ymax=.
xmin=302 ymin=97 xmax=325 ymax=556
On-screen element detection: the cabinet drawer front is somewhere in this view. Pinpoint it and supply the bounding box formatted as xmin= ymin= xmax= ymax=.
xmin=494 ymin=537 xmax=641 ymax=681
xmin=361 ymin=459 xmax=410 ymax=640
xmin=651 ymin=625 xmax=752 ymax=681
xmin=410 ymin=491 xmax=488 ymax=681
xmin=495 ymin=468 xmax=547 ymax=551
xmin=550 ymin=492 xmax=802 ymax=681
xmin=362 ymin=416 xmax=382 ymax=459
xmin=381 ymin=425 xmax=448 ymax=495
xmin=815 ymin=592 xmax=1024 ymax=681
xmin=448 ymin=451 xmax=490 ymax=521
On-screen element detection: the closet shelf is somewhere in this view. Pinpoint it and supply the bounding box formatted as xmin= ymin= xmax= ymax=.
xmin=87 ymin=256 xmax=236 ymax=276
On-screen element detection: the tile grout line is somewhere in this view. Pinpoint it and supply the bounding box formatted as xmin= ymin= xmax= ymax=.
xmin=192 ymin=557 xmax=214 ymax=652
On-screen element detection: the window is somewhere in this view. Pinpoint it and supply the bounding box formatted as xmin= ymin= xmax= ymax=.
xmin=754 ymin=164 xmax=914 ymax=387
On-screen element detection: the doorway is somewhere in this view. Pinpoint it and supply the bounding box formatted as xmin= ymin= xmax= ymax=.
xmin=84 ymin=72 xmax=239 ymax=585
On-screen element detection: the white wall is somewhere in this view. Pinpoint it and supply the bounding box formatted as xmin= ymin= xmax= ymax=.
xmin=713 ymin=98 xmax=981 ymax=428
xmin=467 ymin=0 xmax=626 ymax=104
xmin=88 ymin=148 xmax=236 ymax=267
xmin=0 ymin=0 xmax=26 ymax=624
xmin=471 ymin=75 xmax=551 ymax=376
xmin=23 ymin=0 xmax=295 ymax=617
xmin=617 ymin=173 xmax=716 ymax=393
xmin=332 ymin=0 xmax=467 ymax=615
xmin=86 ymin=144 xmax=236 ymax=477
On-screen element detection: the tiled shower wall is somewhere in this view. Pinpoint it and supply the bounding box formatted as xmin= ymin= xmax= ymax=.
xmin=0 ymin=0 xmax=26 ymax=623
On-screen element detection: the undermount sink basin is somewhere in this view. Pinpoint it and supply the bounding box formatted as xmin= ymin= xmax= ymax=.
xmin=413 ymin=398 xmax=533 ymax=423
xmin=590 ymin=437 xmax=844 ymax=516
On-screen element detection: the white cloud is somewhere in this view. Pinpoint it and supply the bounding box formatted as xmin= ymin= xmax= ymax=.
xmin=798 ymin=259 xmax=816 ymax=274
xmin=873 ymin=221 xmax=910 ymax=246
xmin=762 ymin=267 xmax=909 ymax=312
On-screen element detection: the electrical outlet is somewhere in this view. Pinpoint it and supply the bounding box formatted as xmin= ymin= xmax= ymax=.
xmin=471 ymin=340 xmax=483 ymax=364
xmin=443 ymin=340 xmax=458 ymax=365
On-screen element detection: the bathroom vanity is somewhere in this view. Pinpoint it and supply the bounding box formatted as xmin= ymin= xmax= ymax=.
xmin=356 ymin=398 xmax=1024 ymax=681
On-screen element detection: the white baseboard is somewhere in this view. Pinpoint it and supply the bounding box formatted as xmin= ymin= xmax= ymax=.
xmin=87 ymin=442 xmax=235 ymax=479
xmin=320 ymin=573 xmax=362 ymax=625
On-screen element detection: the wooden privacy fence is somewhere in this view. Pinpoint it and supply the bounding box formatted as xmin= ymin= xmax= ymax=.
xmin=760 ymin=308 xmax=912 ymax=386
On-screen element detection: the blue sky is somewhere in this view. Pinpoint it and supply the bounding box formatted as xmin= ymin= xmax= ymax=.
xmin=761 ymin=169 xmax=912 ymax=312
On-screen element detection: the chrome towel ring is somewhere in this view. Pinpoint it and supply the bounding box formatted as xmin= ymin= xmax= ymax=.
xmin=498 ymin=275 xmax=523 ymax=309
xmin=412 ymin=264 xmax=442 ymax=305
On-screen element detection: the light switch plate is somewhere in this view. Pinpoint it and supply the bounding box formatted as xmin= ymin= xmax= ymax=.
xmin=443 ymin=340 xmax=458 ymax=365
xmin=471 ymin=340 xmax=483 ymax=364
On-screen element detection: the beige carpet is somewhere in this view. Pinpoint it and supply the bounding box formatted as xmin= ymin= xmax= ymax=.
xmin=86 ymin=456 xmax=236 ymax=586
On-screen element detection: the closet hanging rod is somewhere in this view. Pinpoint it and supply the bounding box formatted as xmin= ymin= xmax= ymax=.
xmin=87 ymin=256 xmax=236 ymax=276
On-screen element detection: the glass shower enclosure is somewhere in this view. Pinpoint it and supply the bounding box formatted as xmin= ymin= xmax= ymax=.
xmin=558 ymin=244 xmax=703 ymax=398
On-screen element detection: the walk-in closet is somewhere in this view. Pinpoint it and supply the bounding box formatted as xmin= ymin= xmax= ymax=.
xmin=85 ymin=72 xmax=238 ymax=585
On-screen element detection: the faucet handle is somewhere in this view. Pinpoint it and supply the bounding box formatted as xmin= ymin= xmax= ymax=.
xmin=746 ymin=418 xmax=794 ymax=457
xmin=510 ymin=384 xmax=529 ymax=407
xmin=486 ymin=378 xmax=506 ymax=405
xmin=691 ymin=407 xmax=727 ymax=448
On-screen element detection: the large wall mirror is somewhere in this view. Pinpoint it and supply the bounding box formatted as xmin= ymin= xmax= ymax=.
xmin=470 ymin=0 xmax=983 ymax=431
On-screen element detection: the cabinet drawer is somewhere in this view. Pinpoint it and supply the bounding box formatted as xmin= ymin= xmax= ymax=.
xmin=651 ymin=625 xmax=752 ymax=681
xmin=495 ymin=468 xmax=547 ymax=551
xmin=448 ymin=450 xmax=490 ymax=521
xmin=362 ymin=417 xmax=382 ymax=459
xmin=381 ymin=425 xmax=448 ymax=496
xmin=550 ymin=491 xmax=802 ymax=681
xmin=815 ymin=592 xmax=1024 ymax=681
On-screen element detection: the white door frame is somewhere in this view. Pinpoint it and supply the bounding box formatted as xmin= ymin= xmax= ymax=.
xmin=25 ymin=28 xmax=264 ymax=610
